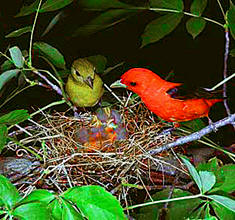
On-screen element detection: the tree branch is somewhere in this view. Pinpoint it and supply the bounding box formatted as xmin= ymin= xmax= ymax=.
xmin=148 ymin=114 xmax=235 ymax=155
xmin=32 ymin=70 xmax=62 ymax=96
xmin=223 ymin=30 xmax=231 ymax=116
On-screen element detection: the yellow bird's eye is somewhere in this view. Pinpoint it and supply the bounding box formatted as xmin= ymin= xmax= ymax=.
xmin=75 ymin=70 xmax=81 ymax=76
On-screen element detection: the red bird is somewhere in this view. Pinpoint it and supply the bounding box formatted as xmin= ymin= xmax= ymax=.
xmin=111 ymin=68 xmax=223 ymax=125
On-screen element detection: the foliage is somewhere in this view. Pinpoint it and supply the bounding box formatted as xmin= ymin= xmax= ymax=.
xmin=0 ymin=110 xmax=30 ymax=151
xmin=0 ymin=174 xmax=126 ymax=220
xmin=133 ymin=157 xmax=235 ymax=219
xmin=0 ymin=0 xmax=234 ymax=219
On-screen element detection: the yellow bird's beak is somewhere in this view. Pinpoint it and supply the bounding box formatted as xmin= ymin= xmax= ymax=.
xmin=84 ymin=76 xmax=94 ymax=89
xmin=110 ymin=79 xmax=127 ymax=88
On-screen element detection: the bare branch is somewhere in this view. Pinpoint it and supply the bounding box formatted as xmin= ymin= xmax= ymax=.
xmin=222 ymin=29 xmax=234 ymax=129
xmin=148 ymin=114 xmax=235 ymax=155
xmin=33 ymin=70 xmax=63 ymax=96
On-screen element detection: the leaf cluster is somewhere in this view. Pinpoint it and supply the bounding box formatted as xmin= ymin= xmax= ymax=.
xmin=133 ymin=157 xmax=235 ymax=219
xmin=0 ymin=175 xmax=126 ymax=220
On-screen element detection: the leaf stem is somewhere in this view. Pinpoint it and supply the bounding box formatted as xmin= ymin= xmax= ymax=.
xmin=7 ymin=136 xmax=42 ymax=161
xmin=28 ymin=0 xmax=43 ymax=66
xmin=147 ymin=7 xmax=224 ymax=28
xmin=30 ymin=99 xmax=66 ymax=117
xmin=205 ymin=73 xmax=235 ymax=91
xmin=0 ymin=51 xmax=12 ymax=61
xmin=126 ymin=193 xmax=204 ymax=210
xmin=0 ymin=84 xmax=34 ymax=109
xmin=216 ymin=0 xmax=226 ymax=19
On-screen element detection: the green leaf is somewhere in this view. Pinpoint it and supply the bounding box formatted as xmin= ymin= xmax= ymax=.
xmin=0 ymin=110 xmax=30 ymax=125
xmin=0 ymin=175 xmax=21 ymax=209
xmin=12 ymin=202 xmax=51 ymax=220
xmin=102 ymin=61 xmax=124 ymax=76
xmin=227 ymin=1 xmax=235 ymax=40
xmin=48 ymin=199 xmax=63 ymax=220
xmin=181 ymin=157 xmax=202 ymax=192
xmin=39 ymin=0 xmax=73 ymax=13
xmin=63 ymin=185 xmax=126 ymax=220
xmin=58 ymin=69 xmax=70 ymax=79
xmin=150 ymin=0 xmax=184 ymax=11
xmin=199 ymin=171 xmax=216 ymax=193
xmin=207 ymin=195 xmax=235 ymax=212
xmin=9 ymin=46 xmax=24 ymax=68
xmin=33 ymin=42 xmax=66 ymax=69
xmin=212 ymin=164 xmax=235 ymax=193
xmin=204 ymin=204 xmax=216 ymax=219
xmin=230 ymin=48 xmax=235 ymax=57
xmin=86 ymin=55 xmax=107 ymax=73
xmin=18 ymin=190 xmax=55 ymax=205
xmin=186 ymin=17 xmax=206 ymax=38
xmin=41 ymin=11 xmax=65 ymax=36
xmin=73 ymin=9 xmax=135 ymax=37
xmin=197 ymin=157 xmax=219 ymax=172
xmin=141 ymin=13 xmax=183 ymax=47
xmin=15 ymin=0 xmax=40 ymax=17
xmin=197 ymin=160 xmax=235 ymax=193
xmin=5 ymin=26 xmax=32 ymax=38
xmin=135 ymin=189 xmax=201 ymax=220
xmin=1 ymin=60 xmax=14 ymax=71
xmin=62 ymin=199 xmax=84 ymax=220
xmin=190 ymin=0 xmax=208 ymax=16
xmin=78 ymin=0 xmax=130 ymax=10
xmin=0 ymin=69 xmax=21 ymax=91
xmin=212 ymin=201 xmax=235 ymax=220
xmin=0 ymin=124 xmax=7 ymax=152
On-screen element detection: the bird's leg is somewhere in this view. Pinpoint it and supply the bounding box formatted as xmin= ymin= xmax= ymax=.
xmin=207 ymin=116 xmax=218 ymax=132
xmin=159 ymin=127 xmax=175 ymax=136
xmin=73 ymin=106 xmax=79 ymax=117
xmin=159 ymin=122 xmax=181 ymax=136
xmin=159 ymin=122 xmax=178 ymax=135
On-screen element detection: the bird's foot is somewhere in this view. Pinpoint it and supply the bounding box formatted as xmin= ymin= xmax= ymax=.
xmin=73 ymin=106 xmax=79 ymax=118
xmin=159 ymin=127 xmax=176 ymax=136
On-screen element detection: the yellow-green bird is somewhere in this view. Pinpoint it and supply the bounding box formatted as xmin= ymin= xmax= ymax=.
xmin=66 ymin=58 xmax=104 ymax=107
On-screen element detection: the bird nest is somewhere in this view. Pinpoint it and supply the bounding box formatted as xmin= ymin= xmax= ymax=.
xmin=5 ymin=97 xmax=188 ymax=206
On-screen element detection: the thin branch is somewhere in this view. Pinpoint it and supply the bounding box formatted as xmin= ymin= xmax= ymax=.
xmin=147 ymin=114 xmax=235 ymax=155
xmin=29 ymin=0 xmax=43 ymax=66
xmin=104 ymin=83 xmax=124 ymax=105
xmin=205 ymin=73 xmax=235 ymax=91
xmin=147 ymin=8 xmax=224 ymax=28
xmin=32 ymin=69 xmax=62 ymax=96
xmin=216 ymin=0 xmax=226 ymax=19
xmin=223 ymin=30 xmax=232 ymax=113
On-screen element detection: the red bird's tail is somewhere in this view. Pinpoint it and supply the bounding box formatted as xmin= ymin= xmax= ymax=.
xmin=205 ymin=99 xmax=223 ymax=107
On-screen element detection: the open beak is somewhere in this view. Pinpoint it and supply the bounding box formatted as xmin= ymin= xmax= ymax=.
xmin=110 ymin=79 xmax=127 ymax=88
xmin=84 ymin=76 xmax=94 ymax=89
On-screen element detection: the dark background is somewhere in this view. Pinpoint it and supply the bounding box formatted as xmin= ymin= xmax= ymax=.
xmin=0 ymin=0 xmax=234 ymax=145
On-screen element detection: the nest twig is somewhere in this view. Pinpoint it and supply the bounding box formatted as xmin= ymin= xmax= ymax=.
xmin=5 ymin=96 xmax=188 ymax=207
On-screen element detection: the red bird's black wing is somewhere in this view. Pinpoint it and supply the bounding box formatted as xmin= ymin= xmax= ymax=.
xmin=166 ymin=85 xmax=224 ymax=100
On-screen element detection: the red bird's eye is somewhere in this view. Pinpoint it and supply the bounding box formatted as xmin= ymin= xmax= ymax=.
xmin=130 ymin=82 xmax=136 ymax=86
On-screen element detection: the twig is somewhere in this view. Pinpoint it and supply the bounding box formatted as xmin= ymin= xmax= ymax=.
xmin=30 ymin=100 xmax=66 ymax=117
xmin=205 ymin=73 xmax=235 ymax=91
xmin=104 ymin=83 xmax=124 ymax=105
xmin=147 ymin=114 xmax=235 ymax=155
xmin=223 ymin=30 xmax=233 ymax=115
xmin=29 ymin=0 xmax=43 ymax=66
xmin=32 ymin=69 xmax=62 ymax=96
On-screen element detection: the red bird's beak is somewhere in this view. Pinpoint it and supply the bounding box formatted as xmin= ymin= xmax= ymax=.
xmin=110 ymin=79 xmax=127 ymax=88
